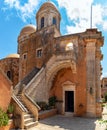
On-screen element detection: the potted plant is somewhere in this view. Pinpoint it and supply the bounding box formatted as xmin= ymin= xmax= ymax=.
xmin=0 ymin=108 xmax=9 ymax=130
xmin=7 ymin=104 xmax=14 ymax=119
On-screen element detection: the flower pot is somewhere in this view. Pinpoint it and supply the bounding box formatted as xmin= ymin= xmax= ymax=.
xmin=0 ymin=120 xmax=14 ymax=130
xmin=8 ymin=113 xmax=13 ymax=119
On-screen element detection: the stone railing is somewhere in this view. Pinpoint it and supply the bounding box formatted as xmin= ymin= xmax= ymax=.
xmin=22 ymin=93 xmax=40 ymax=121
xmin=12 ymin=94 xmax=28 ymax=112
xmin=14 ymin=82 xmax=21 ymax=95
xmin=12 ymin=94 xmax=28 ymax=129
xmin=55 ymin=50 xmax=76 ymax=61
xmin=14 ymin=67 xmax=40 ymax=95
xmin=24 ymin=66 xmax=46 ymax=101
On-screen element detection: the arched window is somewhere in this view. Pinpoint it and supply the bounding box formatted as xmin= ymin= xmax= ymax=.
xmin=7 ymin=71 xmax=12 ymax=80
xmin=23 ymin=53 xmax=27 ymax=60
xmin=41 ymin=17 xmax=44 ymax=28
xmin=66 ymin=42 xmax=73 ymax=51
xmin=53 ymin=17 xmax=56 ymax=25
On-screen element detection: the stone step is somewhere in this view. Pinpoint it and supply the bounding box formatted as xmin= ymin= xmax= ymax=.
xmin=24 ymin=114 xmax=33 ymax=119
xmin=16 ymin=94 xmax=38 ymax=129
xmin=24 ymin=117 xmax=35 ymax=124
xmin=24 ymin=121 xmax=37 ymax=129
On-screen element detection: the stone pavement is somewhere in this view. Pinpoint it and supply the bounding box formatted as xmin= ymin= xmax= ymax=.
xmin=29 ymin=115 xmax=98 ymax=130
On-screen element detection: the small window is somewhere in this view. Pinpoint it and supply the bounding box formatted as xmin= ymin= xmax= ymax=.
xmin=53 ymin=17 xmax=56 ymax=25
xmin=7 ymin=71 xmax=12 ymax=80
xmin=22 ymin=53 xmax=27 ymax=60
xmin=23 ymin=54 xmax=27 ymax=59
xmin=66 ymin=42 xmax=73 ymax=51
xmin=41 ymin=17 xmax=44 ymax=28
xmin=37 ymin=49 xmax=42 ymax=58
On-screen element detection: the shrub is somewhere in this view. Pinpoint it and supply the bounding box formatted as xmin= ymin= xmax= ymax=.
xmin=7 ymin=104 xmax=14 ymax=114
xmin=0 ymin=108 xmax=9 ymax=127
xmin=49 ymin=96 xmax=56 ymax=107
xmin=37 ymin=102 xmax=48 ymax=111
xmin=102 ymin=98 xmax=106 ymax=103
xmin=104 ymin=93 xmax=107 ymax=102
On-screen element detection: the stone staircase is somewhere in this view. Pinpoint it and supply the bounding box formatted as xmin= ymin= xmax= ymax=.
xmin=21 ymin=67 xmax=40 ymax=86
xmin=14 ymin=67 xmax=40 ymax=95
xmin=13 ymin=67 xmax=42 ymax=129
xmin=16 ymin=94 xmax=37 ymax=129
xmin=24 ymin=67 xmax=46 ymax=100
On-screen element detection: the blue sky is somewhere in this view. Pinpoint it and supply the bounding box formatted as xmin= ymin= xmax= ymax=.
xmin=0 ymin=0 xmax=107 ymax=77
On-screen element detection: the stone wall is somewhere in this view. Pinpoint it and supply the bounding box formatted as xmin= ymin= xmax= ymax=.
xmin=0 ymin=58 xmax=19 ymax=87
xmin=18 ymin=26 xmax=55 ymax=80
xmin=0 ymin=69 xmax=12 ymax=111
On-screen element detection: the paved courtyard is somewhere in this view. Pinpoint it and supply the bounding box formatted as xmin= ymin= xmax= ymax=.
xmin=29 ymin=115 xmax=98 ymax=130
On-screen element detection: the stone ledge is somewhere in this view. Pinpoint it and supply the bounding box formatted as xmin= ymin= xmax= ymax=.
xmin=39 ymin=109 xmax=57 ymax=120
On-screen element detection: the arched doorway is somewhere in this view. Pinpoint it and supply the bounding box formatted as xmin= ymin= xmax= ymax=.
xmin=48 ymin=67 xmax=76 ymax=115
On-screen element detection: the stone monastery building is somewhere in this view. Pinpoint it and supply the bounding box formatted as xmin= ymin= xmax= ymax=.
xmin=0 ymin=1 xmax=104 ymax=120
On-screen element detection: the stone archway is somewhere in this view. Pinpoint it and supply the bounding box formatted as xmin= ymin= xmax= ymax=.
xmin=46 ymin=59 xmax=76 ymax=93
xmin=46 ymin=58 xmax=76 ymax=114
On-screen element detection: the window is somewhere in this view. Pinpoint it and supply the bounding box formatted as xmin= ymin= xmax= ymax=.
xmin=23 ymin=54 xmax=27 ymax=59
xmin=53 ymin=17 xmax=56 ymax=25
xmin=37 ymin=49 xmax=42 ymax=58
xmin=66 ymin=42 xmax=73 ymax=51
xmin=41 ymin=17 xmax=44 ymax=28
xmin=22 ymin=53 xmax=27 ymax=60
xmin=7 ymin=71 xmax=12 ymax=80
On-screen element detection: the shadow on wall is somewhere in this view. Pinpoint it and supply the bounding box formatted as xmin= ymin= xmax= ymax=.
xmin=0 ymin=69 xmax=12 ymax=111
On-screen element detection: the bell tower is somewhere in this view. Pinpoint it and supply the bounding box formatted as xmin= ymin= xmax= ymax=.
xmin=36 ymin=1 xmax=61 ymax=32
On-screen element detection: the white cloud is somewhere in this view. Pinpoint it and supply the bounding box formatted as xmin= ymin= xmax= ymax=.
xmin=66 ymin=19 xmax=89 ymax=34
xmin=3 ymin=0 xmax=107 ymax=32
xmin=3 ymin=0 xmax=39 ymax=21
xmin=57 ymin=0 xmax=107 ymax=34
xmin=103 ymin=22 xmax=107 ymax=30
xmin=102 ymin=72 xmax=107 ymax=79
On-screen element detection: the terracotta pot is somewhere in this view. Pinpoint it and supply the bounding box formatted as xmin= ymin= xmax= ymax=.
xmin=8 ymin=113 xmax=13 ymax=119
xmin=0 ymin=120 xmax=14 ymax=130
xmin=0 ymin=126 xmax=8 ymax=130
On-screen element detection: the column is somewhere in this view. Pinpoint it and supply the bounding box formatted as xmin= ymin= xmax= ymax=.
xmin=86 ymin=41 xmax=96 ymax=117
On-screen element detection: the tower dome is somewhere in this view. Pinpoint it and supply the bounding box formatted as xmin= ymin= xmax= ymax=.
xmin=36 ymin=1 xmax=61 ymax=31
xmin=37 ymin=1 xmax=58 ymax=13
xmin=6 ymin=54 xmax=20 ymax=58
xmin=19 ymin=24 xmax=36 ymax=36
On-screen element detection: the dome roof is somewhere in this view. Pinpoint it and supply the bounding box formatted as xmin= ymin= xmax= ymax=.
xmin=37 ymin=1 xmax=59 ymax=16
xmin=6 ymin=54 xmax=20 ymax=58
xmin=20 ymin=24 xmax=36 ymax=36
